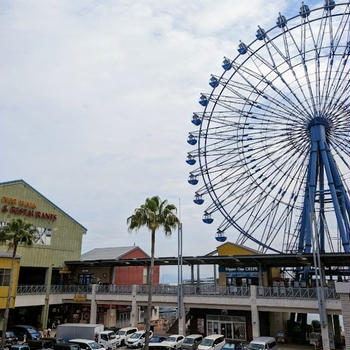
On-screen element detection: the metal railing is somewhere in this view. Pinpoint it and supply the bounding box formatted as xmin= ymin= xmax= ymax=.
xmin=17 ymin=285 xmax=47 ymax=294
xmin=257 ymin=286 xmax=339 ymax=299
xmin=96 ymin=284 xmax=132 ymax=294
xmin=17 ymin=285 xmax=91 ymax=295
xmin=183 ymin=284 xmax=250 ymax=297
xmin=16 ymin=284 xmax=338 ymax=300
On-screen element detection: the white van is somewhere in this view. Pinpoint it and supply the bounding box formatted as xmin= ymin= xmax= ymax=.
xmin=197 ymin=334 xmax=225 ymax=350
xmin=69 ymin=338 xmax=106 ymax=350
xmin=98 ymin=330 xmax=119 ymax=349
xmin=126 ymin=330 xmax=153 ymax=348
xmin=248 ymin=337 xmax=278 ymax=350
xmin=115 ymin=327 xmax=138 ymax=346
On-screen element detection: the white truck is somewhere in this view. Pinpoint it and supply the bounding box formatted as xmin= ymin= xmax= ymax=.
xmin=56 ymin=323 xmax=119 ymax=350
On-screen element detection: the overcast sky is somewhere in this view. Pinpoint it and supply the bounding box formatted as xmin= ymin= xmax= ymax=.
xmin=0 ymin=0 xmax=321 ymax=280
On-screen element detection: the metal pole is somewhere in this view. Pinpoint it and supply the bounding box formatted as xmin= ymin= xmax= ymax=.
xmin=177 ymin=222 xmax=183 ymax=319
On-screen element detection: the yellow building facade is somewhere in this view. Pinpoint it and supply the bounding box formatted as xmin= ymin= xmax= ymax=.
xmin=0 ymin=252 xmax=20 ymax=330
xmin=217 ymin=242 xmax=280 ymax=286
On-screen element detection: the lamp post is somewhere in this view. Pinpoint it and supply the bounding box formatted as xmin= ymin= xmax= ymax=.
xmin=177 ymin=222 xmax=184 ymax=334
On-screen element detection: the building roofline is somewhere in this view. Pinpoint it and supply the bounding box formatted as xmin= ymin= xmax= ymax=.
xmin=119 ymin=246 xmax=150 ymax=259
xmin=216 ymin=241 xmax=261 ymax=254
xmin=65 ymin=252 xmax=350 ymax=268
xmin=0 ymin=179 xmax=87 ymax=233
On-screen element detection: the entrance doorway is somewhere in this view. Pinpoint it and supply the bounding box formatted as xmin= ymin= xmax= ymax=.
xmin=207 ymin=315 xmax=246 ymax=341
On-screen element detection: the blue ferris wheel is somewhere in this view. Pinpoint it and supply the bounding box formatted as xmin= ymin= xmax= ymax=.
xmin=186 ymin=1 xmax=350 ymax=254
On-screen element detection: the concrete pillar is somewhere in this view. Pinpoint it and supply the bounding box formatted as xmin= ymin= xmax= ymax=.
xmin=213 ymin=264 xmax=217 ymax=287
xmin=191 ymin=265 xmax=194 ymax=284
xmin=320 ymin=317 xmax=331 ymax=350
xmin=327 ymin=314 xmax=335 ymax=350
xmin=178 ymin=301 xmax=186 ymax=335
xmin=250 ymin=285 xmax=260 ymax=338
xmin=335 ymin=282 xmax=350 ymax=350
xmin=106 ymin=306 xmax=117 ymax=328
xmin=130 ymin=285 xmax=138 ymax=327
xmin=41 ymin=264 xmax=53 ymax=329
xmin=258 ymin=264 xmax=263 ymax=286
xmin=90 ymin=284 xmax=97 ymax=324
xmin=197 ymin=265 xmax=200 ymax=289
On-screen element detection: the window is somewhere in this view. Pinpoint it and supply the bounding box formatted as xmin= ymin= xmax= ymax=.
xmin=79 ymin=274 xmax=93 ymax=285
xmin=0 ymin=269 xmax=11 ymax=286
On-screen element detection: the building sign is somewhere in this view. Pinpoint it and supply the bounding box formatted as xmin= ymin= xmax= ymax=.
xmin=1 ymin=196 xmax=57 ymax=221
xmin=73 ymin=294 xmax=87 ymax=302
xmin=220 ymin=266 xmax=259 ymax=278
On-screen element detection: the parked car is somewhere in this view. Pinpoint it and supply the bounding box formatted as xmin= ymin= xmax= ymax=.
xmin=126 ymin=330 xmax=153 ymax=348
xmin=28 ymin=339 xmax=55 ymax=349
xmin=53 ymin=344 xmax=81 ymax=350
xmin=182 ymin=334 xmax=203 ymax=350
xmin=147 ymin=344 xmax=174 ymax=350
xmin=69 ymin=338 xmax=106 ymax=349
xmin=149 ymin=336 xmax=167 ymax=343
xmin=0 ymin=330 xmax=18 ymax=346
xmin=115 ymin=327 xmax=138 ymax=346
xmin=161 ymin=335 xmax=185 ymax=349
xmin=9 ymin=345 xmax=31 ymax=350
xmin=220 ymin=340 xmax=245 ymax=350
xmin=197 ymin=335 xmax=225 ymax=350
xmin=248 ymin=337 xmax=277 ymax=350
xmin=12 ymin=325 xmax=41 ymax=341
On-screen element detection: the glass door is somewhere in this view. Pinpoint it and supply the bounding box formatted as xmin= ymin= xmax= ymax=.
xmin=220 ymin=323 xmax=233 ymax=339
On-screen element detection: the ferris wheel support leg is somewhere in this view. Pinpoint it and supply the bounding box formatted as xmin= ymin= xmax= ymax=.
xmin=319 ymin=156 xmax=325 ymax=253
xmin=319 ymin=139 xmax=350 ymax=253
xmin=326 ymin=146 xmax=350 ymax=237
xmin=298 ymin=153 xmax=314 ymax=253
xmin=304 ymin=139 xmax=319 ymax=254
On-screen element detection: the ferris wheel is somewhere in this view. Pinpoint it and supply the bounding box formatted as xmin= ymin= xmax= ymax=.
xmin=186 ymin=1 xmax=350 ymax=254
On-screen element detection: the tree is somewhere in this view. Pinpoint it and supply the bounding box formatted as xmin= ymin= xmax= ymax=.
xmin=127 ymin=196 xmax=179 ymax=350
xmin=0 ymin=218 xmax=38 ymax=349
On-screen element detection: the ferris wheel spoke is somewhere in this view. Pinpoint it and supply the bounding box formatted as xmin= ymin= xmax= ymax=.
xmin=224 ymin=63 xmax=308 ymax=122
xmin=232 ymin=59 xmax=311 ymax=120
xmin=217 ymin=148 xmax=308 ymax=220
xmin=328 ymin=138 xmax=350 ymax=165
xmin=283 ymin=25 xmax=319 ymax=114
xmin=216 ymin=82 xmax=304 ymax=124
xmin=320 ymin=10 xmax=350 ymax=111
xmin=325 ymin=77 xmax=350 ymax=117
xmin=211 ymin=93 xmax=303 ymax=123
xmin=253 ymin=35 xmax=314 ymax=116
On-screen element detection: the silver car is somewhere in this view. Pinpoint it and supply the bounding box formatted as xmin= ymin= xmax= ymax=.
xmin=182 ymin=335 xmax=203 ymax=350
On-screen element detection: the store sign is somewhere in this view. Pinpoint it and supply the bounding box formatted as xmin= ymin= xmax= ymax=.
xmin=223 ymin=266 xmax=258 ymax=278
xmin=1 ymin=196 xmax=57 ymax=221
xmin=73 ymin=294 xmax=87 ymax=302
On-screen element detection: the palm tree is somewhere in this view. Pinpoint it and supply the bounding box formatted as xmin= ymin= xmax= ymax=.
xmin=0 ymin=218 xmax=38 ymax=349
xmin=127 ymin=196 xmax=179 ymax=350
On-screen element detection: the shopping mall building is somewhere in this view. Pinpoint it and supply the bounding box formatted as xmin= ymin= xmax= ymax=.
xmin=0 ymin=179 xmax=87 ymax=327
xmin=0 ymin=179 xmax=158 ymax=329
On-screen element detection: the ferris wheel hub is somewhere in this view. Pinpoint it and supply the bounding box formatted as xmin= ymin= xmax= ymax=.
xmin=307 ymin=116 xmax=332 ymax=134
